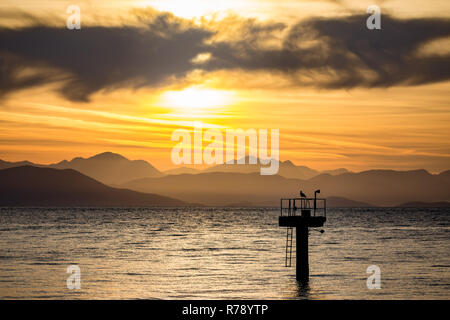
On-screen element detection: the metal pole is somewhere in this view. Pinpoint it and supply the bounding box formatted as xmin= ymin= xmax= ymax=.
xmin=296 ymin=224 xmax=309 ymax=282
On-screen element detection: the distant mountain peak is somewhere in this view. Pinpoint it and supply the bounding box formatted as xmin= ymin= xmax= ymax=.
xmin=49 ymin=152 xmax=162 ymax=185
xmin=282 ymin=160 xmax=295 ymax=166
xmin=88 ymin=152 xmax=128 ymax=161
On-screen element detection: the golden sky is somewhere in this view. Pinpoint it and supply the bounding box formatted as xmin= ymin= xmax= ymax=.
xmin=0 ymin=0 xmax=449 ymax=173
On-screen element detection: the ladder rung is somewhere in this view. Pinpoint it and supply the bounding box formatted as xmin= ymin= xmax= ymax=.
xmin=285 ymin=227 xmax=293 ymax=267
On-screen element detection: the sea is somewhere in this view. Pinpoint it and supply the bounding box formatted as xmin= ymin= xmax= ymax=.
xmin=0 ymin=207 xmax=449 ymax=299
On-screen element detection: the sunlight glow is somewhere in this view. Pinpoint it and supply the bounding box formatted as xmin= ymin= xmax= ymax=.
xmin=159 ymin=87 xmax=235 ymax=110
xmin=137 ymin=0 xmax=231 ymax=19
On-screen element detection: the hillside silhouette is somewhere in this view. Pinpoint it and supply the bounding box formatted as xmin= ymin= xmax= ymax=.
xmin=0 ymin=166 xmax=186 ymax=207
xmin=122 ymin=169 xmax=450 ymax=207
xmin=1 ymin=152 xmax=163 ymax=185
xmin=397 ymin=201 xmax=450 ymax=208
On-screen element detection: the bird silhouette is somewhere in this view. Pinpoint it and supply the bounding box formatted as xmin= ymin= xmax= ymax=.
xmin=300 ymin=190 xmax=307 ymax=198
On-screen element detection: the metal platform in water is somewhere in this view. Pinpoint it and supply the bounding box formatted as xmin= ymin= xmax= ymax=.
xmin=279 ymin=195 xmax=327 ymax=280
xmin=278 ymin=197 xmax=326 ymax=228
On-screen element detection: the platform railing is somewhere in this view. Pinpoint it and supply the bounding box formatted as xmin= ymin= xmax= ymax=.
xmin=280 ymin=198 xmax=326 ymax=217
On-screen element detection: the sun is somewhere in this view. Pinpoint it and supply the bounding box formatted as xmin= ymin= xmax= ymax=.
xmin=159 ymin=86 xmax=235 ymax=110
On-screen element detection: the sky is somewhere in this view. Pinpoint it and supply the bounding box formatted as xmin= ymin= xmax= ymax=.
xmin=0 ymin=0 xmax=449 ymax=172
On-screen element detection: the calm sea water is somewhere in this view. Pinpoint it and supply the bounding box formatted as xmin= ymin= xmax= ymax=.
xmin=0 ymin=207 xmax=449 ymax=299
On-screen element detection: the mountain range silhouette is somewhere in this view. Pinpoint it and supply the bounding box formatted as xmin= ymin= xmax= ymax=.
xmin=1 ymin=152 xmax=449 ymax=207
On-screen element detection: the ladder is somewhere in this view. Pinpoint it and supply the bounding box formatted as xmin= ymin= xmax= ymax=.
xmin=285 ymin=227 xmax=294 ymax=267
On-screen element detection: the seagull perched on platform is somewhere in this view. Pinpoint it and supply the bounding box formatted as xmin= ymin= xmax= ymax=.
xmin=300 ymin=190 xmax=307 ymax=198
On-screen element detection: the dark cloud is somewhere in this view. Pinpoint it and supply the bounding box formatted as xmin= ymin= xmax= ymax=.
xmin=0 ymin=14 xmax=212 ymax=101
xmin=0 ymin=12 xmax=449 ymax=101
xmin=206 ymin=15 xmax=450 ymax=88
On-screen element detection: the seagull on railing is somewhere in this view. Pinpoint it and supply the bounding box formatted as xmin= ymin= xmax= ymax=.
xmin=300 ymin=190 xmax=307 ymax=198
